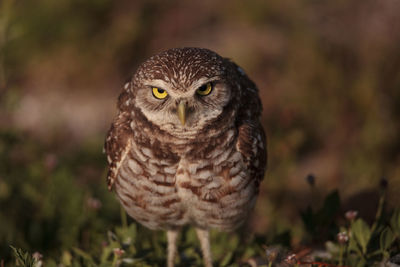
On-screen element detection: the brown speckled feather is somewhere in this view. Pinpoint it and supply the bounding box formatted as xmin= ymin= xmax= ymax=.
xmin=104 ymin=89 xmax=133 ymax=190
xmin=105 ymin=47 xmax=267 ymax=232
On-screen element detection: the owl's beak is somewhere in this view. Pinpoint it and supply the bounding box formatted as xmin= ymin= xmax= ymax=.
xmin=177 ymin=101 xmax=186 ymax=126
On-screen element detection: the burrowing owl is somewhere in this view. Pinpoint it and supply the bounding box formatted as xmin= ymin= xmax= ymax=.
xmin=105 ymin=47 xmax=267 ymax=267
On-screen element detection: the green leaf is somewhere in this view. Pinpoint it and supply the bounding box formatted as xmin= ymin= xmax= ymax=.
xmin=219 ymin=251 xmax=234 ymax=267
xmin=352 ymin=218 xmax=371 ymax=254
xmin=100 ymin=242 xmax=120 ymax=264
xmin=325 ymin=241 xmax=340 ymax=254
xmin=320 ymin=190 xmax=341 ymax=221
xmin=300 ymin=206 xmax=315 ymax=234
xmin=379 ymin=228 xmax=395 ymax=252
xmin=390 ymin=209 xmax=400 ymax=235
xmin=61 ymin=250 xmax=72 ymax=266
xmin=10 ymin=246 xmax=36 ymax=267
xmin=44 ymin=259 xmax=58 ymax=267
xmin=115 ymin=223 xmax=137 ymax=246
xmin=348 ymin=236 xmax=362 ymax=256
xmin=72 ymin=247 xmax=96 ymax=266
xmin=355 ymin=258 xmax=367 ymax=267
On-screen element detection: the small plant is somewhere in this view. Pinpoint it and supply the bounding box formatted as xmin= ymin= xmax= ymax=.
xmin=10 ymin=246 xmax=42 ymax=267
xmin=329 ymin=206 xmax=400 ymax=266
xmin=7 ymin=175 xmax=400 ymax=266
xmin=300 ymin=177 xmax=400 ymax=267
xmin=3 ymin=133 xmax=399 ymax=266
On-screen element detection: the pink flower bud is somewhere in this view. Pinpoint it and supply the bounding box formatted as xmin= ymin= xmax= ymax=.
xmin=113 ymin=248 xmax=125 ymax=257
xmin=337 ymin=231 xmax=349 ymax=244
xmin=284 ymin=254 xmax=297 ymax=264
xmin=32 ymin=252 xmax=43 ymax=261
xmin=345 ymin=210 xmax=358 ymax=221
xmin=86 ymin=197 xmax=102 ymax=210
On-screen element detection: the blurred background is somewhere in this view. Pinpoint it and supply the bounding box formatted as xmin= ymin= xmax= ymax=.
xmin=1 ymin=0 xmax=400 ymax=263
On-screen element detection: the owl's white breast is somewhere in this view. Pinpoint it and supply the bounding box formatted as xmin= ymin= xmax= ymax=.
xmin=115 ymin=127 xmax=257 ymax=231
xmin=174 ymin=142 xmax=257 ymax=231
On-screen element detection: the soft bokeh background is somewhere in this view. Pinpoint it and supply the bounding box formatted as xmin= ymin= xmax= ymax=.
xmin=1 ymin=0 xmax=400 ymax=263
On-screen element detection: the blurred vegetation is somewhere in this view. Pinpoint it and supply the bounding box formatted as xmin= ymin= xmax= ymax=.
xmin=2 ymin=131 xmax=400 ymax=266
xmin=1 ymin=0 xmax=400 ymax=266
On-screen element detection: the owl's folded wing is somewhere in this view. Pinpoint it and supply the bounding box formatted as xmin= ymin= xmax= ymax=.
xmin=233 ymin=63 xmax=267 ymax=185
xmin=236 ymin=120 xmax=267 ymax=187
xmin=104 ymin=90 xmax=133 ymax=190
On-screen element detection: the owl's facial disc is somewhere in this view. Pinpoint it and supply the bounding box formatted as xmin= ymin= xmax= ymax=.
xmin=135 ymin=77 xmax=231 ymax=137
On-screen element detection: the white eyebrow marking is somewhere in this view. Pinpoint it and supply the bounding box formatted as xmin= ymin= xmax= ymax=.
xmin=143 ymin=77 xmax=221 ymax=98
xmin=190 ymin=77 xmax=218 ymax=90
xmin=143 ymin=79 xmax=171 ymax=90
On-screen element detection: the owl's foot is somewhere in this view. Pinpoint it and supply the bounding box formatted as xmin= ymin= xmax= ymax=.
xmin=195 ymin=227 xmax=213 ymax=267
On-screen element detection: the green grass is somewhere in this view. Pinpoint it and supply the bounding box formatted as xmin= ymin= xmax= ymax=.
xmin=1 ymin=130 xmax=399 ymax=267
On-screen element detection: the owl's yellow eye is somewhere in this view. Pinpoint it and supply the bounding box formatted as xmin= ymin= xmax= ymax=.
xmin=152 ymin=87 xmax=168 ymax=99
xmin=196 ymin=82 xmax=213 ymax=96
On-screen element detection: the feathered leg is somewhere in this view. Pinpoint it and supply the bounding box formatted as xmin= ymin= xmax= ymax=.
xmin=167 ymin=229 xmax=179 ymax=267
xmin=195 ymin=227 xmax=213 ymax=267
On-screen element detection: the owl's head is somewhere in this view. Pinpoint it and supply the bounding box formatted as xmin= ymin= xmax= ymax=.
xmin=129 ymin=47 xmax=240 ymax=138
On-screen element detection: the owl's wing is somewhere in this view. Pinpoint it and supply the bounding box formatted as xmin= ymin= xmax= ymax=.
xmin=233 ymin=63 xmax=267 ymax=185
xmin=104 ymin=90 xmax=133 ymax=190
xmin=236 ymin=119 xmax=267 ymax=186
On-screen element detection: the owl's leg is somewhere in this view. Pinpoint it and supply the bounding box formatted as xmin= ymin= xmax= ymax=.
xmin=167 ymin=229 xmax=179 ymax=267
xmin=195 ymin=227 xmax=213 ymax=267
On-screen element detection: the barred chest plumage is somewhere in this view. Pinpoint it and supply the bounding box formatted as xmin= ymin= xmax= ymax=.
xmin=114 ymin=124 xmax=258 ymax=231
